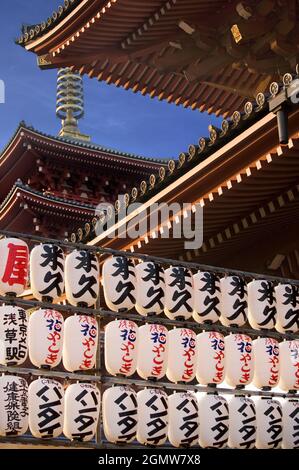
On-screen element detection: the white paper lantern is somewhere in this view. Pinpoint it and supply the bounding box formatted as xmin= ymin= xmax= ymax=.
xmin=102 ymin=256 xmax=136 ymax=312
xmin=196 ymin=331 xmax=225 ymax=385
xmin=164 ymin=267 xmax=193 ymax=320
xmin=168 ymin=392 xmax=199 ymax=447
xmin=275 ymin=284 xmax=299 ymax=333
xmin=256 ymin=398 xmax=282 ymax=449
xmin=0 ymin=375 xmax=28 ymax=436
xmin=105 ymin=319 xmax=138 ymax=377
xmin=282 ymin=399 xmax=299 ymax=449
xmin=166 ymin=328 xmax=197 ymax=383
xmin=63 ymin=382 xmax=100 ymax=441
xmin=137 ymin=388 xmax=168 ymax=446
xmin=279 ymin=340 xmax=299 ymax=391
xmin=135 ymin=262 xmax=165 ymax=316
xmin=193 ymin=271 xmax=221 ymax=324
xmin=63 ymin=315 xmax=98 ymax=372
xmin=102 ymin=386 xmax=137 ymax=443
xmin=65 ymin=250 xmax=99 ymax=307
xmin=28 ymin=378 xmax=64 ymax=438
xmin=30 ymin=244 xmax=65 ymax=302
xmin=137 ymin=324 xmax=168 ymax=380
xmin=0 ymin=305 xmax=28 ymax=366
xmin=225 ymin=334 xmax=253 ymax=387
xmin=248 ymin=280 xmax=277 ymax=330
xmin=228 ymin=396 xmax=256 ymax=449
xmin=28 ymin=309 xmax=63 ymax=369
xmin=220 ymin=276 xmax=248 ymax=326
xmin=0 ymin=238 xmax=29 ymax=296
xmin=252 ymin=337 xmax=280 ymax=389
xmin=198 ymin=394 xmax=229 ymax=448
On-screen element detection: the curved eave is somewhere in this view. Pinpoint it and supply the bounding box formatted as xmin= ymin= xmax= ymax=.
xmin=0 ymin=184 xmax=95 ymax=227
xmin=22 ymin=126 xmax=167 ymax=169
xmin=23 ymin=0 xmax=100 ymax=54
xmin=0 ymin=123 xmax=165 ymax=195
xmin=17 ymin=0 xmax=250 ymax=116
xmin=0 ymin=126 xmax=37 ymax=199
xmin=18 ymin=185 xmax=96 ymax=214
xmin=0 ymin=124 xmax=28 ymax=168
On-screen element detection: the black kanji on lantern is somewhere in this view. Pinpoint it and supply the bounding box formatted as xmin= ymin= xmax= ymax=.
xmin=237 ymin=401 xmax=256 ymax=449
xmin=257 ymin=281 xmax=277 ymax=327
xmin=40 ymin=245 xmax=64 ymax=271
xmin=112 ymin=257 xmax=135 ymax=306
xmin=210 ymin=400 xmax=229 ymax=448
xmin=40 ymin=271 xmax=63 ymax=297
xmin=227 ymin=277 xmax=247 ymax=322
xmin=36 ymin=383 xmax=63 ymax=437
xmin=73 ymin=251 xmax=98 ymax=300
xmin=282 ymin=285 xmax=299 ymax=330
xmin=112 ymin=257 xmax=134 ymax=280
xmin=72 ymin=388 xmax=99 ymax=439
xmin=169 ymin=267 xmax=192 ymax=314
xmin=145 ymin=394 xmax=168 ymax=445
xmin=265 ymin=404 xmax=282 ymax=448
xmin=176 ymin=397 xmax=199 ymax=445
xmin=115 ymin=391 xmax=138 ymax=441
xmin=288 ymin=406 xmax=299 ymax=447
xmin=141 ymin=263 xmax=164 ymax=311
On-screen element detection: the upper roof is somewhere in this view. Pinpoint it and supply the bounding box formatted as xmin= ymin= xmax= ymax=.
xmin=0 ymin=121 xmax=166 ymax=197
xmin=17 ymin=0 xmax=299 ymax=116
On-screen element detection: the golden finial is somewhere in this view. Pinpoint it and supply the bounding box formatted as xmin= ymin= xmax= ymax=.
xmin=56 ymin=68 xmax=90 ymax=142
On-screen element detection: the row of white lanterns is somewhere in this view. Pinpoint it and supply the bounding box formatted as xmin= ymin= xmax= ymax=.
xmin=102 ymin=387 xmax=297 ymax=449
xmin=1 ymin=306 xmax=298 ymax=391
xmin=0 ymin=239 xmax=298 ymax=333
xmin=104 ymin=257 xmax=299 ymax=334
xmin=0 ymin=376 xmax=297 ymax=449
xmin=105 ymin=321 xmax=298 ymax=391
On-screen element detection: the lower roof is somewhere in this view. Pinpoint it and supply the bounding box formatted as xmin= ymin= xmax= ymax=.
xmin=0 ymin=181 xmax=94 ymax=232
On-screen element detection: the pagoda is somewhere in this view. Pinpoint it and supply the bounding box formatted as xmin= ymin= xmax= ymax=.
xmin=0 ymin=68 xmax=166 ymax=239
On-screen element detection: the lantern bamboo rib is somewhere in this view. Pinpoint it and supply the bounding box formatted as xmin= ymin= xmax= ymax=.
xmin=0 ymin=365 xmax=296 ymax=399
xmin=0 ymin=229 xmax=299 ymax=285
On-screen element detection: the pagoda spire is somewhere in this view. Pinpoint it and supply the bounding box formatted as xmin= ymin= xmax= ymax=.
xmin=56 ymin=68 xmax=90 ymax=142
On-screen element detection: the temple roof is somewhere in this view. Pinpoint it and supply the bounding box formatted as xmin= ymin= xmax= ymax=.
xmin=83 ymin=109 xmax=299 ymax=275
xmin=0 ymin=121 xmax=166 ymax=200
xmin=18 ymin=0 xmax=98 ymax=45
xmin=17 ymin=0 xmax=299 ymax=116
xmin=0 ymin=121 xmax=166 ymax=234
xmin=1 ymin=180 xmax=97 ymax=213
xmin=0 ymin=180 xmax=95 ymax=235
xmin=1 ymin=121 xmax=166 ymax=164
xmin=67 ymin=72 xmax=299 ymax=277
xmin=71 ymin=72 xmax=299 ymax=235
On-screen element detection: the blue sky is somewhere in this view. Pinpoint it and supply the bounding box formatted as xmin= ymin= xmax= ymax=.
xmin=0 ymin=0 xmax=220 ymax=159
